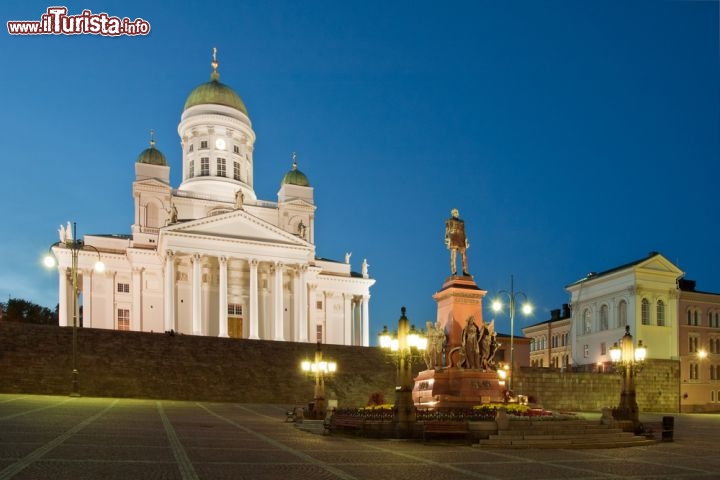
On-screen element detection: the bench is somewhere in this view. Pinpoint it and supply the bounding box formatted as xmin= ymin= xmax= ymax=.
xmin=329 ymin=416 xmax=366 ymax=435
xmin=422 ymin=421 xmax=471 ymax=444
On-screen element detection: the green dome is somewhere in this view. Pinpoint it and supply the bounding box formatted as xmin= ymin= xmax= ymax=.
xmin=136 ymin=141 xmax=167 ymax=166
xmin=281 ymin=157 xmax=310 ymax=187
xmin=184 ymin=77 xmax=248 ymax=115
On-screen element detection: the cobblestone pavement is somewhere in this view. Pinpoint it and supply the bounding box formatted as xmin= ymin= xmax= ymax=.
xmin=1 ymin=394 xmax=718 ymax=480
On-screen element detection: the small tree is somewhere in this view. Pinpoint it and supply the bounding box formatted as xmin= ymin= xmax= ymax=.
xmin=3 ymin=298 xmax=58 ymax=325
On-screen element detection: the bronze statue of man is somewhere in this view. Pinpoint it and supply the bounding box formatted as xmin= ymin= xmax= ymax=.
xmin=445 ymin=208 xmax=469 ymax=276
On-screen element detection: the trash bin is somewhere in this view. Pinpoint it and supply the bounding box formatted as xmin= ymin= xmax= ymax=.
xmin=662 ymin=416 xmax=674 ymax=442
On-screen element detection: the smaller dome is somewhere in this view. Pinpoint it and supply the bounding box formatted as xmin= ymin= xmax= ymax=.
xmin=281 ymin=153 xmax=310 ymax=187
xmin=136 ymin=134 xmax=167 ymax=166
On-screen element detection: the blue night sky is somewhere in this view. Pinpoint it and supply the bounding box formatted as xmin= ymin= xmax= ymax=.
xmin=1 ymin=1 xmax=718 ymax=340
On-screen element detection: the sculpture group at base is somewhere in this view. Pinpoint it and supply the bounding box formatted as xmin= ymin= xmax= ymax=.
xmin=424 ymin=316 xmax=499 ymax=372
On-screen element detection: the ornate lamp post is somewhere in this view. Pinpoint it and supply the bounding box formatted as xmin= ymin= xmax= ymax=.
xmin=609 ymin=325 xmax=647 ymax=426
xmin=379 ymin=307 xmax=427 ymax=438
xmin=44 ymin=222 xmax=104 ymax=397
xmin=491 ymin=275 xmax=532 ymax=392
xmin=300 ymin=342 xmax=337 ymax=419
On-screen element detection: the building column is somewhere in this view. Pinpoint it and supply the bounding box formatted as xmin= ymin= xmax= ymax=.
xmin=299 ymin=265 xmax=308 ymax=343
xmin=218 ymin=256 xmax=229 ymax=337
xmin=248 ymin=259 xmax=259 ymax=339
xmin=192 ymin=253 xmax=202 ymax=335
xmin=163 ymin=250 xmax=175 ymax=332
xmin=131 ymin=267 xmax=142 ymax=331
xmin=81 ymin=269 xmax=93 ymax=328
xmin=292 ymin=269 xmax=300 ymax=342
xmin=343 ymin=293 xmax=352 ymax=346
xmin=273 ymin=262 xmax=284 ymax=341
xmin=362 ymin=295 xmax=370 ymax=347
xmin=58 ymin=267 xmax=69 ymax=327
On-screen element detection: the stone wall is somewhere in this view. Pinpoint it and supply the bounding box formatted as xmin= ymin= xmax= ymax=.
xmin=0 ymin=322 xmax=680 ymax=412
xmin=515 ymin=360 xmax=680 ymax=413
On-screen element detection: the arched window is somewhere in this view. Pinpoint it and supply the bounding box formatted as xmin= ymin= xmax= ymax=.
xmin=584 ymin=309 xmax=592 ymax=334
xmin=618 ymin=300 xmax=627 ymax=327
xmin=641 ymin=298 xmax=650 ymax=325
xmin=600 ymin=305 xmax=609 ymax=330
xmin=688 ymin=309 xmax=692 ymax=325
xmin=657 ymin=300 xmax=665 ymax=326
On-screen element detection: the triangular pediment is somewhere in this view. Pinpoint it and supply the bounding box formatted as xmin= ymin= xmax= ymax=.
xmin=134 ymin=177 xmax=170 ymax=188
xmin=162 ymin=210 xmax=308 ymax=247
xmin=636 ymin=254 xmax=683 ymax=276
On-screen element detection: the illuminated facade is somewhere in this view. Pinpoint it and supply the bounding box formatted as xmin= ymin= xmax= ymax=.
xmin=50 ymin=54 xmax=375 ymax=346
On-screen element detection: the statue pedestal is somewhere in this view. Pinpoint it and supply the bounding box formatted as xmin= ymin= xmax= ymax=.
xmin=413 ymin=368 xmax=506 ymax=408
xmin=432 ymin=275 xmax=487 ymax=350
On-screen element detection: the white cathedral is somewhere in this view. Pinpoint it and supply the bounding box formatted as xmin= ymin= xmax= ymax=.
xmin=50 ymin=53 xmax=375 ymax=346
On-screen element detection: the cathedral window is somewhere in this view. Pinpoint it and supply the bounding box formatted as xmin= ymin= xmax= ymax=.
xmin=117 ymin=283 xmax=129 ymax=294
xmin=233 ymin=145 xmax=240 ymax=154
xmin=200 ymin=140 xmax=208 ymax=149
xmin=117 ymin=309 xmax=130 ymax=330
xmin=316 ymin=324 xmax=323 ymax=343
xmin=200 ymin=157 xmax=209 ymax=176
xmin=188 ymin=143 xmax=193 ymax=153
xmin=316 ymin=301 xmax=323 ymax=310
xmin=228 ymin=304 xmax=242 ymax=315
xmin=233 ymin=162 xmax=241 ymax=181
xmin=217 ymin=158 xmax=226 ymax=177
xmin=188 ymin=160 xmax=195 ymax=178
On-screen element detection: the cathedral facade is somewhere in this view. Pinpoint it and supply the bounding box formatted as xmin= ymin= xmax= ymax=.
xmin=50 ymin=54 xmax=375 ymax=346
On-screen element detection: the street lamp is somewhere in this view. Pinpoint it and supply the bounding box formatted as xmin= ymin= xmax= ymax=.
xmin=300 ymin=342 xmax=337 ymax=419
xmin=609 ymin=325 xmax=647 ymax=426
xmin=491 ymin=275 xmax=532 ymax=392
xmin=44 ymin=222 xmax=105 ymax=396
xmin=379 ymin=307 xmax=427 ymax=438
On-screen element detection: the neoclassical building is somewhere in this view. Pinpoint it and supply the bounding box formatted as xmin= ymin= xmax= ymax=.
xmin=50 ymin=53 xmax=375 ymax=345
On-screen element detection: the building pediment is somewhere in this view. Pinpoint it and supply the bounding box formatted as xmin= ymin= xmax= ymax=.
xmin=636 ymin=254 xmax=683 ymax=276
xmin=162 ymin=209 xmax=308 ymax=247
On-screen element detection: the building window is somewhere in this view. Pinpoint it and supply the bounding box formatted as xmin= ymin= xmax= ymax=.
xmin=233 ymin=161 xmax=241 ymax=181
xmin=687 ymin=309 xmax=692 ymax=325
xmin=188 ymin=160 xmax=195 ymax=178
xmin=188 ymin=143 xmax=194 ymax=153
xmin=117 ymin=283 xmax=130 ymax=293
xmin=690 ymin=363 xmax=699 ymax=380
xmin=641 ymin=298 xmax=650 ymax=325
xmin=200 ymin=140 xmax=208 ymax=149
xmin=618 ymin=300 xmax=627 ymax=327
xmin=600 ymin=305 xmax=608 ymax=331
xmin=316 ymin=324 xmax=323 ymax=343
xmin=200 ymin=157 xmax=209 ymax=176
xmin=233 ymin=145 xmax=240 ymax=154
xmin=694 ymin=310 xmax=699 ymax=326
xmin=584 ymin=344 xmax=589 ymax=358
xmin=689 ymin=336 xmax=699 ymax=353
xmin=600 ymin=342 xmax=606 ymax=356
xmin=217 ymin=158 xmax=226 ymax=177
xmin=117 ymin=309 xmax=130 ymax=331
xmin=316 ymin=301 xmax=323 ymax=310
xmin=656 ymin=300 xmax=665 ymax=326
xmin=583 ymin=309 xmax=592 ymax=334
xmin=711 ymin=365 xmax=716 ymax=381
xmin=228 ymin=304 xmax=242 ymax=315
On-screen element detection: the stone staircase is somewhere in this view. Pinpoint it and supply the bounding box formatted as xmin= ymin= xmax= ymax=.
xmin=476 ymin=419 xmax=657 ymax=449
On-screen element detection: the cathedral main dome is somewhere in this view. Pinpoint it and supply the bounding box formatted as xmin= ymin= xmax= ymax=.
xmin=183 ymin=50 xmax=248 ymax=115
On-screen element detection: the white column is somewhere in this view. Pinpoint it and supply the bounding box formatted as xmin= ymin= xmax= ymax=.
xmin=131 ymin=267 xmax=142 ymax=331
xmin=218 ymin=256 xmax=228 ymax=338
xmin=343 ymin=293 xmax=352 ymax=346
xmin=58 ymin=267 xmax=68 ymax=327
xmin=192 ymin=253 xmax=202 ymax=335
xmin=362 ymin=295 xmax=370 ymax=347
xmin=163 ymin=250 xmax=175 ymax=332
xmin=248 ymin=259 xmax=259 ymax=339
xmin=299 ymin=265 xmax=308 ymax=342
xmin=82 ymin=269 xmax=93 ymax=328
xmin=273 ymin=262 xmax=285 ymax=341
xmin=292 ymin=269 xmax=300 ymax=342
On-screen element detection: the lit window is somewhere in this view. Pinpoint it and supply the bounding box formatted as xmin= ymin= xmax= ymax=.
xmin=228 ymin=303 xmax=242 ymax=315
xmin=690 ymin=363 xmax=699 ymax=380
xmin=217 ymin=158 xmax=226 ymax=177
xmin=117 ymin=283 xmax=129 ymax=293
xmin=641 ymin=298 xmax=650 ymax=325
xmin=117 ymin=309 xmax=130 ymax=331
xmin=200 ymin=157 xmax=209 ymax=176
xmin=657 ymin=300 xmax=665 ymax=326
